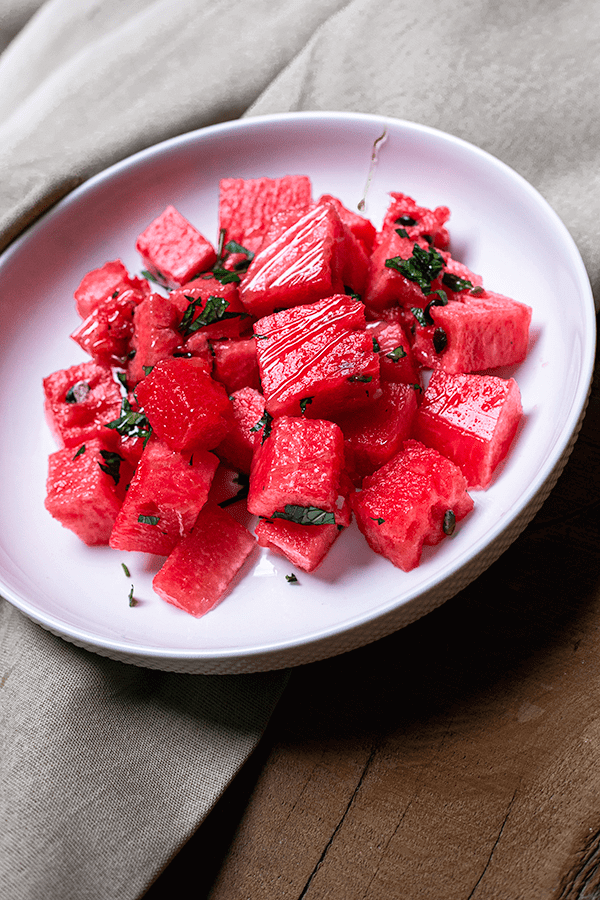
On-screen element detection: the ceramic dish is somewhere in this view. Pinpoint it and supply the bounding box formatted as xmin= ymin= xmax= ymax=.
xmin=0 ymin=112 xmax=594 ymax=673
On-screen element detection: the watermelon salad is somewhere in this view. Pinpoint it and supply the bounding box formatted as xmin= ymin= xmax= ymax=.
xmin=42 ymin=175 xmax=532 ymax=618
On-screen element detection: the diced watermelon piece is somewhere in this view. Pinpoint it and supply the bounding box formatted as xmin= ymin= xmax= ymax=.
xmin=215 ymin=387 xmax=266 ymax=473
xmin=375 ymin=193 xmax=450 ymax=251
xmin=152 ymin=501 xmax=256 ymax=617
xmin=70 ymin=291 xmax=137 ymax=367
xmin=74 ymin=260 xmax=150 ymax=319
xmin=255 ymin=518 xmax=341 ymax=572
xmin=211 ymin=337 xmax=260 ymax=395
xmin=367 ymin=319 xmax=420 ymax=385
xmin=350 ymin=440 xmax=473 ymax=571
xmin=254 ymin=294 xmax=380 ymax=419
xmin=169 ymin=277 xmax=251 ymax=341
xmin=43 ymin=361 xmax=124 ymax=449
xmin=239 ymin=203 xmax=347 ymax=318
xmin=336 ymin=381 xmax=418 ymax=484
xmin=248 ymin=416 xmax=351 ymax=526
xmin=318 ymin=194 xmax=376 ymax=254
xmin=135 ymin=205 xmax=217 ymax=288
xmin=126 ymin=292 xmax=182 ymax=387
xmin=45 ymin=438 xmax=132 ymax=545
xmin=109 ymin=438 xmax=219 ymax=555
xmin=218 ymin=175 xmax=313 ymax=258
xmin=411 ymin=290 xmax=532 ymax=373
xmin=134 ymin=357 xmax=234 ymax=452
xmin=413 ymin=370 xmax=523 ymax=489
xmin=364 ymin=232 xmax=434 ymax=311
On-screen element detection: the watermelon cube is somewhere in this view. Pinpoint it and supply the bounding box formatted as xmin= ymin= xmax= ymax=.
xmin=109 ymin=437 xmax=219 ymax=555
xmin=413 ymin=370 xmax=523 ymax=489
xmin=411 ymin=290 xmax=532 ymax=373
xmin=351 ymin=440 xmax=473 ymax=571
xmin=74 ymin=259 xmax=150 ymax=319
xmin=375 ymin=193 xmax=450 ymax=251
xmin=218 ymin=175 xmax=313 ymax=258
xmin=367 ymin=319 xmax=420 ymax=385
xmin=127 ymin=292 xmax=182 ymax=387
xmin=317 ymin=193 xmax=376 ymax=254
xmin=169 ymin=276 xmax=251 ymax=342
xmin=239 ymin=203 xmax=347 ymax=318
xmin=364 ymin=232 xmax=435 ymax=311
xmin=134 ymin=357 xmax=234 ymax=452
xmin=336 ymin=381 xmax=418 ymax=484
xmin=211 ymin=337 xmax=261 ymax=395
xmin=45 ymin=438 xmax=132 ymax=545
xmin=135 ymin=205 xmax=217 ymax=288
xmin=70 ymin=290 xmax=137 ymax=367
xmin=215 ymin=387 xmax=267 ymax=473
xmin=152 ymin=501 xmax=256 ymax=617
xmin=247 ymin=415 xmax=351 ymax=526
xmin=254 ymin=294 xmax=380 ymax=419
xmin=43 ymin=361 xmax=124 ymax=449
xmin=255 ymin=518 xmax=341 ymax=572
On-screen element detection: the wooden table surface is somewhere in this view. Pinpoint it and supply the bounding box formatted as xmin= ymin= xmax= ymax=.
xmin=146 ymin=325 xmax=600 ymax=900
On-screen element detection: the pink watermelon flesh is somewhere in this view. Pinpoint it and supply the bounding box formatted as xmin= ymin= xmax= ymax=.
xmin=127 ymin=292 xmax=182 ymax=387
xmin=351 ymin=439 xmax=473 ymax=571
xmin=239 ymin=203 xmax=346 ymax=317
xmin=45 ymin=438 xmax=132 ymax=545
xmin=109 ymin=438 xmax=219 ymax=555
xmin=74 ymin=259 xmax=149 ymax=319
xmin=254 ymin=294 xmax=380 ymax=419
xmin=215 ymin=387 xmax=267 ymax=474
xmin=70 ymin=292 xmax=137 ymax=367
xmin=255 ymin=518 xmax=341 ymax=573
xmin=135 ymin=205 xmax=217 ymax=288
xmin=218 ymin=175 xmax=313 ymax=258
xmin=248 ymin=415 xmax=350 ymax=527
xmin=134 ymin=357 xmax=234 ymax=452
xmin=152 ymin=501 xmax=256 ymax=617
xmin=413 ymin=370 xmax=523 ymax=489
xmin=43 ymin=361 xmax=124 ymax=449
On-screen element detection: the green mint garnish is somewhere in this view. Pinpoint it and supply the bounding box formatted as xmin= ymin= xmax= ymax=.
xmin=98 ymin=450 xmax=124 ymax=485
xmin=271 ymin=505 xmax=336 ymax=526
xmin=441 ymin=272 xmax=474 ymax=292
xmin=395 ymin=228 xmax=410 ymax=239
xmin=178 ymin=294 xmax=247 ymax=337
xmin=372 ymin=336 xmax=381 ymax=353
xmin=370 ymin=517 xmax=385 ymax=525
xmin=250 ymin=409 xmax=273 ymax=443
xmin=121 ymin=562 xmax=131 ymax=578
xmin=138 ymin=514 xmax=160 ymax=525
xmin=128 ymin=585 xmax=137 ymax=607
xmin=385 ymin=243 xmax=446 ymax=298
xmin=348 ymin=374 xmax=372 ymax=383
xmin=72 ymin=444 xmax=86 ymax=460
xmin=105 ymin=397 xmax=152 ymax=446
xmin=285 ymin=573 xmax=299 ymax=584
xmin=299 ymin=397 xmax=314 ymax=414
xmin=385 ymin=345 xmax=407 ymax=362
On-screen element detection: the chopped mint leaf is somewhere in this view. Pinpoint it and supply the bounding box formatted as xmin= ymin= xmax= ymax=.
xmin=128 ymin=585 xmax=137 ymax=607
xmin=142 ymin=365 xmax=154 ymax=376
xmin=121 ymin=562 xmax=131 ymax=578
xmin=138 ymin=514 xmax=160 ymax=525
xmin=285 ymin=573 xmax=299 ymax=584
xmin=372 ymin=336 xmax=381 ymax=353
xmin=385 ymin=243 xmax=445 ymax=297
xmin=105 ymin=397 xmax=152 ymax=445
xmin=385 ymin=345 xmax=407 ymax=362
xmin=271 ymin=505 xmax=336 ymax=526
xmin=395 ymin=228 xmax=410 ymax=239
xmin=178 ymin=294 xmax=247 ymax=337
xmin=442 ymin=271 xmax=474 ymax=292
xmin=299 ymin=396 xmax=314 ymax=414
xmin=72 ymin=444 xmax=86 ymax=460
xmin=250 ymin=409 xmax=273 ymax=443
xmin=370 ymin=517 xmax=385 ymax=525
xmin=98 ymin=450 xmax=125 ymax=486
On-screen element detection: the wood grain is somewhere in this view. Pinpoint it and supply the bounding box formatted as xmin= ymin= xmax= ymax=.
xmin=145 ymin=328 xmax=600 ymax=899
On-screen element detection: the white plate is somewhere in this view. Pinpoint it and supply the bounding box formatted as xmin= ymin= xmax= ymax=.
xmin=0 ymin=112 xmax=594 ymax=673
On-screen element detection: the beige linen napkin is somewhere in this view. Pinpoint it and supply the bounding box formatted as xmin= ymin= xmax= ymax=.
xmin=2 ymin=1 xmax=599 ymax=898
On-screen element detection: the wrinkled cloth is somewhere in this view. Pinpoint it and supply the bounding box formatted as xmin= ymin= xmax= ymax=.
xmin=1 ymin=1 xmax=598 ymax=899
